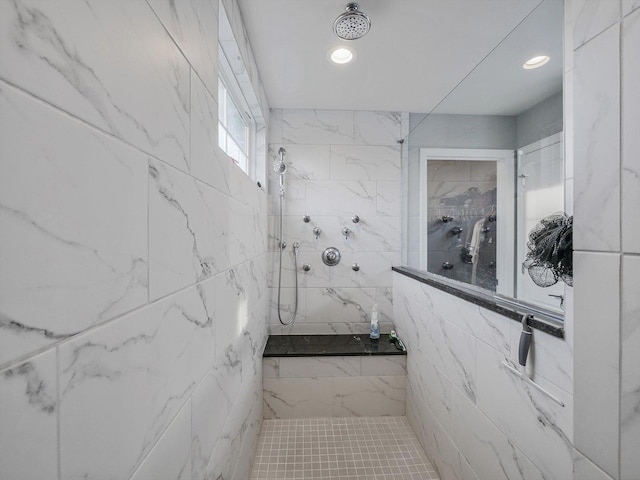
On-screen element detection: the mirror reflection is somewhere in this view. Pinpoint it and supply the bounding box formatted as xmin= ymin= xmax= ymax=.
xmin=404 ymin=0 xmax=566 ymax=315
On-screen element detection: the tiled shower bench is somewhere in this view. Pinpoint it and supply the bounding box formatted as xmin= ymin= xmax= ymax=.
xmin=262 ymin=334 xmax=407 ymax=419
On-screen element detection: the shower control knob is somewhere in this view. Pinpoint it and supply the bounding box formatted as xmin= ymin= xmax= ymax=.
xmin=352 ymin=263 xmax=360 ymax=272
xmin=279 ymin=241 xmax=287 ymax=249
xmin=342 ymin=227 xmax=351 ymax=239
xmin=451 ymin=227 xmax=463 ymax=235
xmin=303 ymin=215 xmax=311 ymax=223
xmin=313 ymin=227 xmax=322 ymax=239
xmin=352 ymin=215 xmax=360 ymax=224
xmin=442 ymin=262 xmax=454 ymax=270
xmin=302 ymin=264 xmax=311 ymax=272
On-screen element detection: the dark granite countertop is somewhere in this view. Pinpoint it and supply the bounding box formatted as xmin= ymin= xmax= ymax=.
xmin=392 ymin=266 xmax=564 ymax=339
xmin=263 ymin=334 xmax=407 ymax=357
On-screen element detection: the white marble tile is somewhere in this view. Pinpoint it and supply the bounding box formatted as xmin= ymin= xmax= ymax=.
xmin=392 ymin=274 xmax=428 ymax=354
xmin=148 ymin=159 xmax=230 ymax=300
xmin=282 ymin=109 xmax=354 ymax=145
xmin=269 ymin=144 xmax=331 ymax=180
xmin=146 ymin=0 xmax=218 ymax=102
xmin=303 ymin=251 xmax=397 ymax=289
xmin=213 ymin=268 xmax=251 ymax=369
xmin=269 ymin=286 xmax=307 ymax=327
xmin=573 ymin=451 xmax=617 ymax=480
xmin=330 ymin=145 xmax=401 ymax=181
xmin=452 ymin=389 xmax=547 ymax=480
xmin=262 ymin=358 xmax=279 ymax=378
xmin=230 ymin=389 xmax=263 ymax=480
xmin=130 ymin=400 xmax=191 ymax=480
xmin=376 ymin=181 xmax=402 ymax=217
xmin=305 ymin=287 xmax=376 ymax=324
xmin=573 ymin=251 xmax=620 ymax=479
xmin=406 ymin=353 xmax=452 ymax=435
xmin=475 ymin=342 xmax=573 ymax=480
xmin=0 ymin=349 xmax=57 ymax=480
xmin=622 ymin=10 xmax=640 ymax=254
xmin=419 ymin=311 xmax=477 ymax=404
xmin=332 ymin=375 xmax=405 ymax=417
xmin=205 ymin=373 xmax=261 ymax=480
xmin=278 ymin=356 xmax=361 ymax=378
xmin=267 ymin=177 xmax=305 ymax=216
xmin=573 ymin=24 xmax=621 ymax=251
xmin=621 ymin=254 xmax=640 ymax=479
xmin=263 ymin=377 xmax=333 ymax=418
xmin=421 ymin=283 xmax=511 ymax=355
xmin=306 ymin=180 xmax=377 ymax=216
xmin=624 ymin=0 xmax=640 ymax=16
xmin=572 ymin=0 xmax=620 ymax=48
xmin=59 ymin=284 xmax=212 ymax=480
xmin=228 ymin=194 xmax=263 ymax=266
xmin=191 ymin=366 xmax=235 ymax=480
xmin=375 ymin=287 xmax=394 ymax=324
xmin=0 ymin=84 xmax=148 ymax=366
xmin=509 ymin=323 xmax=573 ymax=394
xmin=354 ymin=111 xmax=402 ymax=146
xmin=0 ymin=0 xmax=190 ymax=171
xmin=190 ymin=75 xmax=232 ymax=194
xmin=269 ymin=108 xmax=283 ymax=144
xmin=361 ymin=355 xmax=406 ymax=376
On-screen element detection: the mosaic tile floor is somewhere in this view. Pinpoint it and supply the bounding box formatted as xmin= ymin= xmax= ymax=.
xmin=250 ymin=416 xmax=439 ymax=480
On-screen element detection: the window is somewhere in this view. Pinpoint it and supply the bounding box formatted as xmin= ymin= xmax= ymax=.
xmin=218 ymin=77 xmax=251 ymax=173
xmin=217 ymin=1 xmax=265 ymax=183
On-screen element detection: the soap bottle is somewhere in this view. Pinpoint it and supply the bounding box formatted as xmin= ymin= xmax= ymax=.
xmin=370 ymin=304 xmax=380 ymax=340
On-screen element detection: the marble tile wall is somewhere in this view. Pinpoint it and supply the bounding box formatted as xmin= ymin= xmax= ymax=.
xmin=262 ymin=356 xmax=407 ymax=418
xmin=393 ymin=272 xmax=574 ymax=480
xmin=571 ymin=1 xmax=640 ymax=479
xmin=0 ymin=1 xmax=268 ymax=479
xmin=268 ymin=109 xmax=402 ymax=335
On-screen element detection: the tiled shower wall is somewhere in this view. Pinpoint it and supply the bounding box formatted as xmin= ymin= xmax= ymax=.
xmin=267 ymin=109 xmax=402 ymax=334
xmin=393 ymin=273 xmax=574 ymax=480
xmin=0 ymin=1 xmax=269 ymax=479
xmin=571 ymin=1 xmax=640 ymax=479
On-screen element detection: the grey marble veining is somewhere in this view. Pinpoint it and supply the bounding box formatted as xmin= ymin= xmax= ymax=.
xmin=0 ymin=81 xmax=149 ymax=366
xmin=0 ymin=350 xmax=58 ymax=480
xmin=0 ymin=0 xmax=191 ymax=171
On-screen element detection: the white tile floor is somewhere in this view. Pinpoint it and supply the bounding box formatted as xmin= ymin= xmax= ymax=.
xmin=250 ymin=416 xmax=440 ymax=480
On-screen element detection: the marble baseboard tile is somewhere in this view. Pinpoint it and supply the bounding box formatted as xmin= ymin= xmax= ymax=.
xmin=0 ymin=349 xmax=58 ymax=480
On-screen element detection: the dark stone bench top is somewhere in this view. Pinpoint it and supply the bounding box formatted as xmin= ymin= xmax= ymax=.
xmin=263 ymin=334 xmax=407 ymax=357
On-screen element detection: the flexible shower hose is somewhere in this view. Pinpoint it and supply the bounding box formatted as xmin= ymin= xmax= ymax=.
xmin=276 ymin=176 xmax=299 ymax=326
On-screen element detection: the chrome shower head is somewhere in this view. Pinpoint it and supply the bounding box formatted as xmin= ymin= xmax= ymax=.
xmin=273 ymin=160 xmax=287 ymax=175
xmin=273 ymin=147 xmax=287 ymax=175
xmin=334 ymin=3 xmax=371 ymax=40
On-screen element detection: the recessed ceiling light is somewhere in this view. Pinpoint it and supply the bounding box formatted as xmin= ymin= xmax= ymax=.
xmin=523 ymin=55 xmax=550 ymax=69
xmin=330 ymin=47 xmax=354 ymax=64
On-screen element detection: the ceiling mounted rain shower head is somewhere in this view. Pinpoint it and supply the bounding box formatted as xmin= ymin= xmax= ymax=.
xmin=333 ymin=3 xmax=371 ymax=40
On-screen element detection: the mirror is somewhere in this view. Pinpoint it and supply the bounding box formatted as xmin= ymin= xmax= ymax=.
xmin=403 ymin=0 xmax=566 ymax=315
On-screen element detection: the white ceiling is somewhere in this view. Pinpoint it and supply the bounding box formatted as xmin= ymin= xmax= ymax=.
xmin=236 ymin=0 xmax=561 ymax=114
